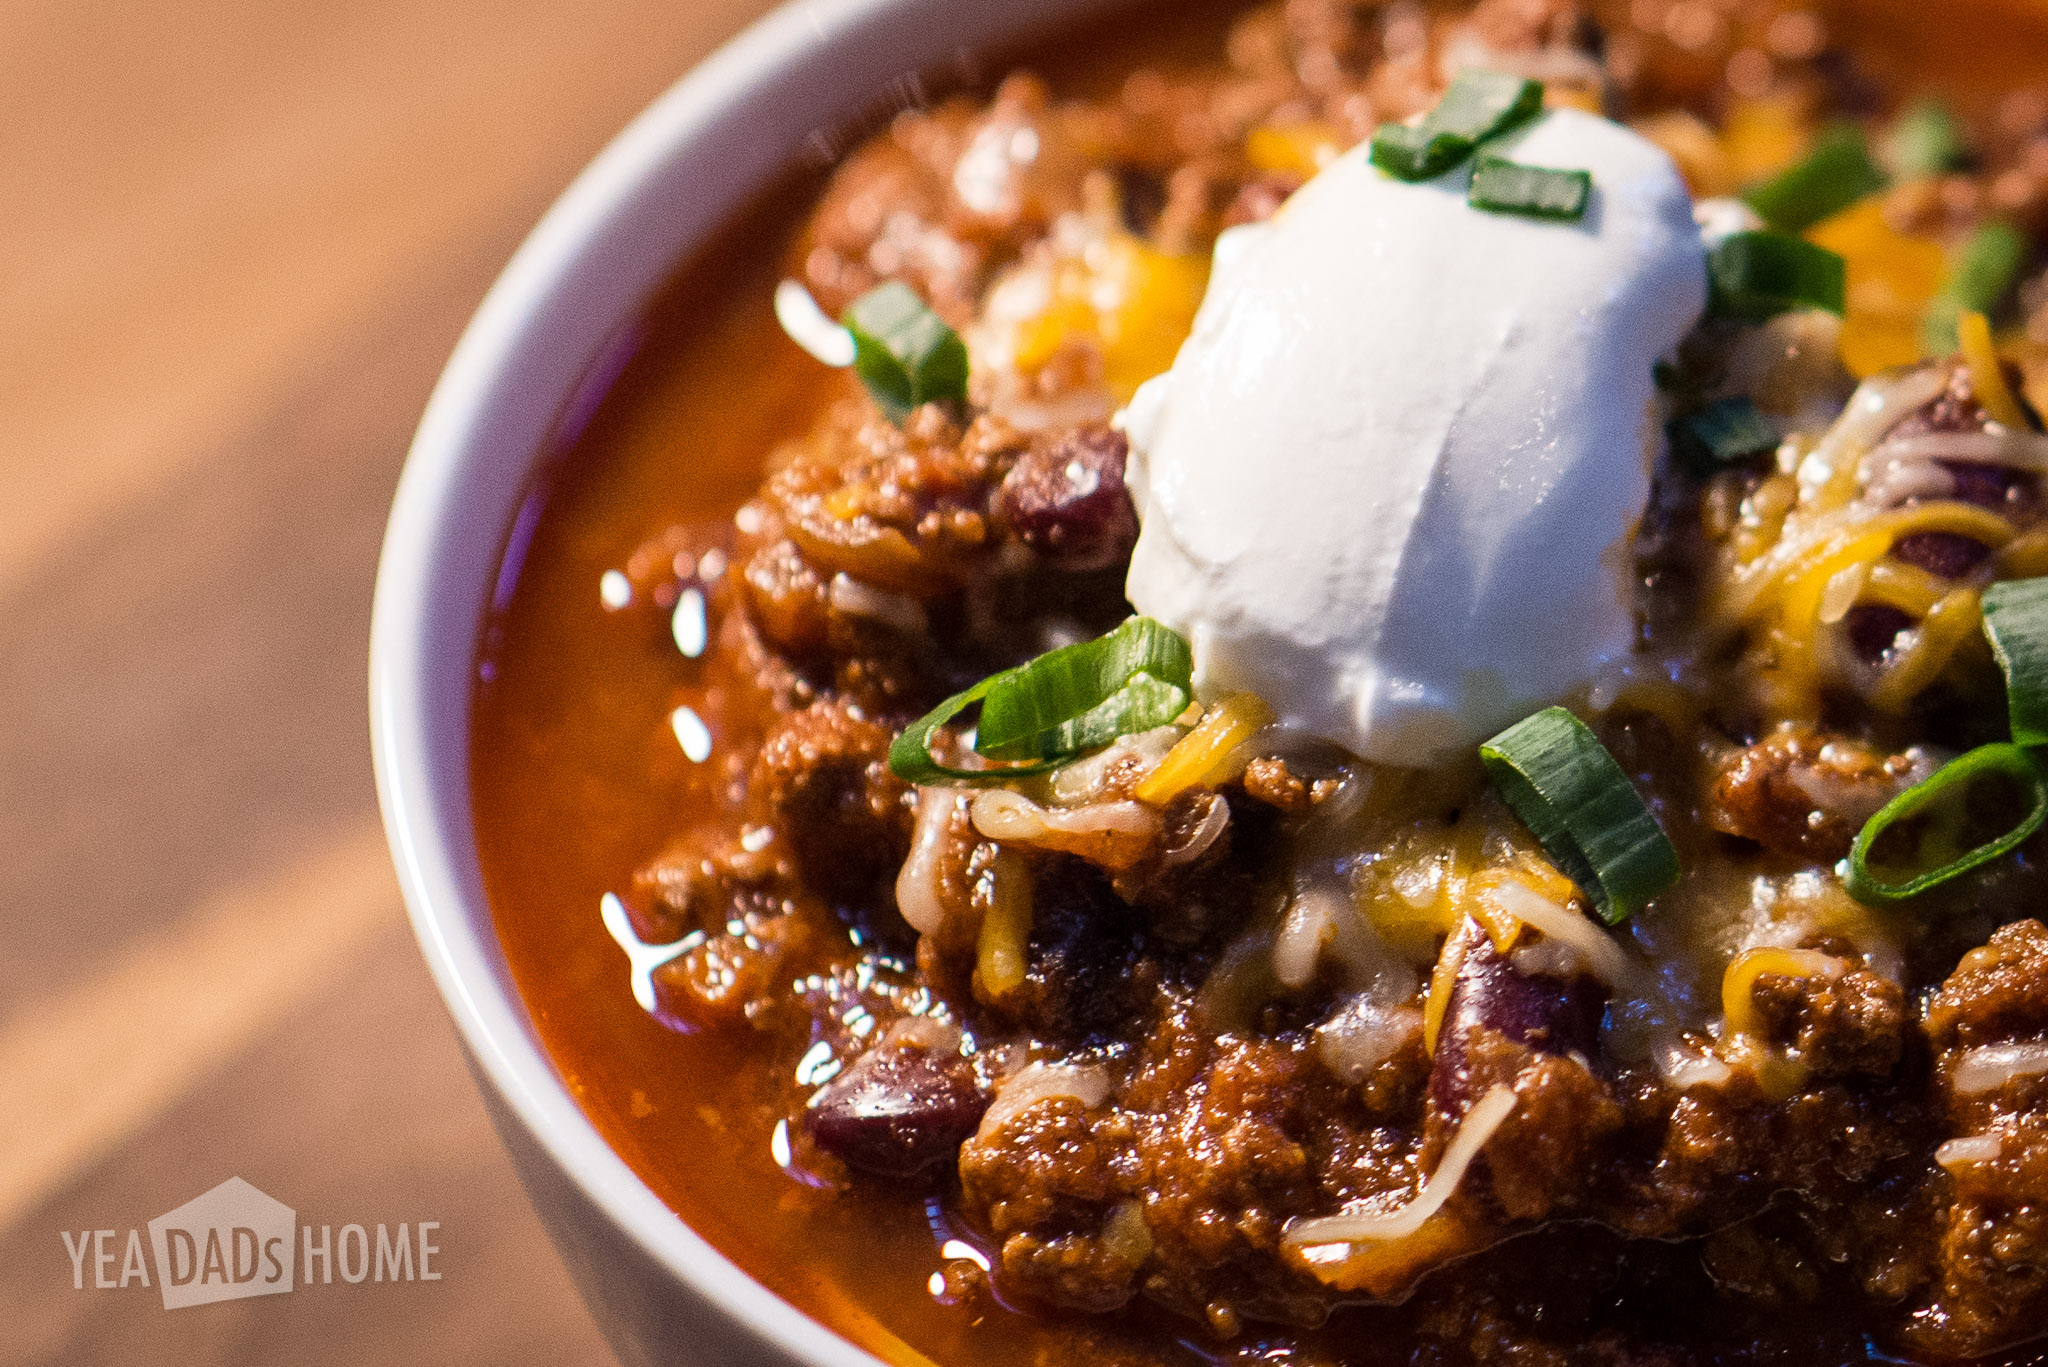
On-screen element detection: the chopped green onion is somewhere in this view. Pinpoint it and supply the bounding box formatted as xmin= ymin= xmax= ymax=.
xmin=1707 ymin=231 xmax=1846 ymax=321
xmin=1844 ymin=743 xmax=2048 ymax=904
xmin=1668 ymin=397 xmax=1780 ymax=477
xmin=841 ymin=281 xmax=969 ymax=424
xmin=1468 ymin=154 xmax=1591 ymax=220
xmin=1370 ymin=70 xmax=1543 ymax=181
xmin=888 ymin=617 xmax=1194 ymax=786
xmin=976 ymin=617 xmax=1193 ymax=761
xmin=1427 ymin=70 xmax=1545 ymax=143
xmin=1742 ymin=123 xmax=1889 ymax=234
xmin=1983 ymin=576 xmax=2048 ymax=747
xmin=1885 ymin=99 xmax=1970 ymax=180
xmin=1370 ymin=122 xmax=1474 ymax=184
xmin=1480 ymin=707 xmax=1681 ymax=924
xmin=1922 ymin=220 xmax=2032 ymax=353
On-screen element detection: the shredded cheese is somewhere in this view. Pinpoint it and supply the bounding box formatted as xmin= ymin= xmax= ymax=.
xmin=1867 ymin=585 xmax=1983 ymax=713
xmin=1245 ymin=121 xmax=1346 ymax=179
xmin=1134 ymin=692 xmax=1274 ymax=805
xmin=1420 ymin=927 xmax=1469 ymax=1058
xmin=1817 ymin=560 xmax=1872 ymax=625
xmin=1935 ymin=1134 xmax=2005 ymax=1169
xmin=1861 ymin=560 xmax=1950 ymax=616
xmin=1957 ymin=310 xmax=2030 ymax=431
xmin=975 ymin=848 xmax=1034 ymax=998
xmin=1274 ymin=881 xmax=1341 ymax=990
xmin=1798 ymin=367 xmax=1951 ymax=511
xmin=1484 ymin=877 xmax=1638 ymax=987
xmin=2000 ymin=529 xmax=2048 ymax=578
xmin=969 ymin=789 xmax=1162 ymax=871
xmin=1284 ymin=1086 xmax=1518 ymax=1249
xmin=1728 ymin=498 xmax=2013 ymax=717
xmin=976 ymin=1061 xmax=1112 ymax=1141
xmin=1729 ymin=499 xmax=1966 ymax=626
xmin=1721 ymin=946 xmax=1848 ymax=1040
xmin=1951 ymin=1040 xmax=2048 ymax=1096
xmin=897 ymin=790 xmax=968 ymax=937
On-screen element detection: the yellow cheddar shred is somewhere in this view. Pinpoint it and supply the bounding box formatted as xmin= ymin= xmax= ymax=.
xmin=1245 ymin=121 xmax=1346 ymax=180
xmin=1420 ymin=928 xmax=1469 ymax=1059
xmin=1134 ymin=692 xmax=1273 ymax=806
xmin=1868 ymin=586 xmax=1984 ymax=714
xmin=1722 ymin=946 xmax=1849 ymax=1038
xmin=1957 ymin=310 xmax=2031 ymax=430
xmin=1011 ymin=233 xmax=1210 ymax=402
xmin=1721 ymin=94 xmax=1812 ymax=185
xmin=2000 ymin=529 xmax=2048 ymax=579
xmin=1633 ymin=111 xmax=1737 ymax=199
xmin=975 ymin=848 xmax=1034 ymax=998
xmin=1807 ymin=199 xmax=1947 ymax=379
xmin=1861 ymin=559 xmax=1951 ymax=617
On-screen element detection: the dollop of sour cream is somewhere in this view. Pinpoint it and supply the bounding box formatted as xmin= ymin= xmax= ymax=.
xmin=1121 ymin=108 xmax=1706 ymax=767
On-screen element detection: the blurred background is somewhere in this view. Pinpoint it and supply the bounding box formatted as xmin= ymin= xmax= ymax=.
xmin=0 ymin=1 xmax=779 ymax=1361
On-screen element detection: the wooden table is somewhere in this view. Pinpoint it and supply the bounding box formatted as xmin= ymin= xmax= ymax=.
xmin=0 ymin=1 xmax=779 ymax=1360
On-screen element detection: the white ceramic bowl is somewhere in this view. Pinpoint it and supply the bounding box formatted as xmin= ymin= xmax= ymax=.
xmin=367 ymin=1 xmax=1124 ymax=1363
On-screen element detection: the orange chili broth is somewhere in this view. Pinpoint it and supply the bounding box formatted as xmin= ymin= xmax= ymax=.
xmin=469 ymin=2 xmax=2048 ymax=1365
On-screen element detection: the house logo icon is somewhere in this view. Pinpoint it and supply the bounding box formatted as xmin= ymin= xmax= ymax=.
xmin=146 ymin=1176 xmax=295 ymax=1310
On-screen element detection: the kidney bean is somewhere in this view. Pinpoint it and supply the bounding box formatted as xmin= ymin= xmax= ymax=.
xmin=996 ymin=426 xmax=1141 ymax=572
xmin=1846 ymin=604 xmax=1913 ymax=664
xmin=805 ymin=1042 xmax=989 ymax=1175
xmin=1428 ymin=919 xmax=1605 ymax=1116
xmin=1937 ymin=460 xmax=2029 ymax=512
xmin=1890 ymin=530 xmax=1991 ymax=579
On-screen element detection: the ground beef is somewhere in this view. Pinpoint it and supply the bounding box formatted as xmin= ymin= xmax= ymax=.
xmin=1124 ymin=1035 xmax=1362 ymax=1326
xmin=1749 ymin=962 xmax=1910 ymax=1079
xmin=746 ymin=404 xmax=1027 ymax=605
xmin=647 ymin=887 xmax=813 ymax=1029
xmin=1707 ymin=727 xmax=1916 ymax=861
xmin=734 ymin=399 xmax=1134 ymax=708
xmin=1242 ymin=758 xmax=1312 ymax=813
xmin=754 ymin=697 xmax=910 ymax=906
xmin=1911 ymin=921 xmax=2048 ymax=1359
xmin=1927 ymin=919 xmax=2048 ymax=1052
xmin=632 ymin=826 xmax=769 ymax=941
xmin=992 ymin=424 xmax=1140 ymax=572
xmin=1115 ymin=790 xmax=1275 ymax=949
xmin=961 ymin=995 xmax=1388 ymax=1327
xmin=797 ymin=99 xmax=989 ymax=322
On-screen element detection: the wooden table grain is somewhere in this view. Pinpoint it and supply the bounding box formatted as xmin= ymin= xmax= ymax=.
xmin=0 ymin=1 xmax=779 ymax=1361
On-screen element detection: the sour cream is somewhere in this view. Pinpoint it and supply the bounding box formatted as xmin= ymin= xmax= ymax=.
xmin=1121 ymin=108 xmax=1705 ymax=767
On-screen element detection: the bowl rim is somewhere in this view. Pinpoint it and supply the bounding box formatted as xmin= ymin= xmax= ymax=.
xmin=367 ymin=0 xmax=1123 ymax=1362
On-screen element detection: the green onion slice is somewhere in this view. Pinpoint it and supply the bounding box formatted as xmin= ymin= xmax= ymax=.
xmin=1983 ymin=576 xmax=2048 ymax=747
xmin=841 ymin=281 xmax=969 ymax=424
xmin=1707 ymin=231 xmax=1847 ymax=321
xmin=1370 ymin=122 xmax=1473 ymax=184
xmin=1370 ymin=70 xmax=1543 ymax=181
xmin=1844 ymin=743 xmax=2048 ymax=904
xmin=1923 ymin=220 xmax=2032 ymax=353
xmin=1886 ymin=99 xmax=1970 ymax=180
xmin=1480 ymin=707 xmax=1681 ymax=924
xmin=1468 ymin=154 xmax=1591 ymax=221
xmin=888 ymin=617 xmax=1194 ymax=786
xmin=1668 ymin=397 xmax=1780 ymax=477
xmin=1742 ymin=123 xmax=1889 ymax=234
